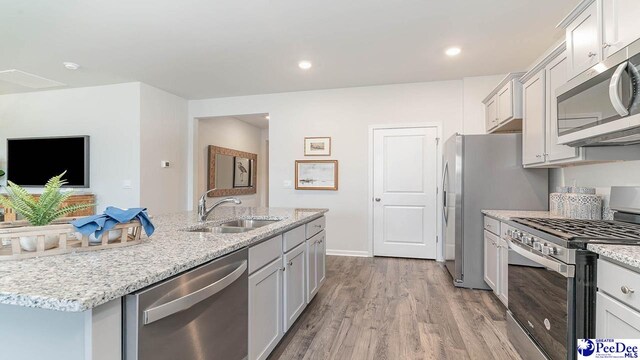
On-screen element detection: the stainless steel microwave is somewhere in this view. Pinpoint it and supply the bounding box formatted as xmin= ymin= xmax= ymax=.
xmin=556 ymin=38 xmax=640 ymax=147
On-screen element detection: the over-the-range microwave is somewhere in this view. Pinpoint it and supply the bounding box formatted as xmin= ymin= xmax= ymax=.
xmin=556 ymin=38 xmax=640 ymax=147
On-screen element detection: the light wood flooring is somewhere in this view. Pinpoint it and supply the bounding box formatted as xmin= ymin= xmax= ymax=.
xmin=269 ymin=256 xmax=521 ymax=360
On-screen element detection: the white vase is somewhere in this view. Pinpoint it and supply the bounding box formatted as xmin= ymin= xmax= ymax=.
xmin=19 ymin=234 xmax=60 ymax=252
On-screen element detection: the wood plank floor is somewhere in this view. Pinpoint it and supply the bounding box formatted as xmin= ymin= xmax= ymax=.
xmin=269 ymin=256 xmax=521 ymax=360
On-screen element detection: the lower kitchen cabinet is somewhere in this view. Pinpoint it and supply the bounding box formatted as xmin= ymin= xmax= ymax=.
xmin=283 ymin=242 xmax=307 ymax=331
xmin=249 ymin=257 xmax=284 ymax=360
xmin=596 ymin=259 xmax=640 ymax=337
xmin=483 ymin=230 xmax=499 ymax=291
xmin=306 ymin=230 xmax=326 ymax=303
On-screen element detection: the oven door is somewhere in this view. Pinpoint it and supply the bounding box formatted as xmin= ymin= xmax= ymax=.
xmin=508 ymin=239 xmax=575 ymax=360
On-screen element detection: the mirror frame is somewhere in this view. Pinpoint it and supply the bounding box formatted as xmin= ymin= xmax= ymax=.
xmin=208 ymin=145 xmax=257 ymax=197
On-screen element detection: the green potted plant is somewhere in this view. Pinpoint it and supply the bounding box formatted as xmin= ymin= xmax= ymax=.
xmin=0 ymin=172 xmax=94 ymax=251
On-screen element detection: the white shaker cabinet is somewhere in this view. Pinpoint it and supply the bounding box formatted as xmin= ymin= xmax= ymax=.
xmin=485 ymin=95 xmax=498 ymax=132
xmin=601 ymin=0 xmax=640 ymax=59
xmin=522 ymin=70 xmax=546 ymax=166
xmin=544 ymin=50 xmax=579 ymax=162
xmin=483 ymin=230 xmax=499 ymax=292
xmin=497 ymin=237 xmax=509 ymax=306
xmin=306 ymin=231 xmax=326 ymax=303
xmin=283 ymin=242 xmax=307 ymax=332
xmin=596 ymin=259 xmax=640 ymax=337
xmin=566 ymin=1 xmax=600 ymax=79
xmin=248 ymin=257 xmax=283 ymax=360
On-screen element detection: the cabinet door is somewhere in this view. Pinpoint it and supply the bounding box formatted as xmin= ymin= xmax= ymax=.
xmin=306 ymin=238 xmax=318 ymax=303
xmin=317 ymin=233 xmax=326 ymax=288
xmin=485 ymin=95 xmax=498 ymax=132
xmin=602 ymin=0 xmax=640 ymax=59
xmin=283 ymin=243 xmax=306 ymax=331
xmin=249 ymin=257 xmax=283 ymax=360
xmin=497 ymin=82 xmax=513 ymax=124
xmin=498 ymin=238 xmax=509 ymax=306
xmin=567 ymin=2 xmax=600 ymax=78
xmin=596 ymin=292 xmax=640 ymax=338
xmin=545 ymin=50 xmax=579 ymax=162
xmin=522 ymin=70 xmax=546 ymax=166
xmin=483 ymin=230 xmax=498 ymax=292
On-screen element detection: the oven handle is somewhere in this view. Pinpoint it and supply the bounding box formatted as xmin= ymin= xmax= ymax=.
xmin=508 ymin=239 xmax=575 ymax=278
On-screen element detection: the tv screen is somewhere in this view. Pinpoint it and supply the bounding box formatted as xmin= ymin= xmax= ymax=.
xmin=7 ymin=136 xmax=90 ymax=187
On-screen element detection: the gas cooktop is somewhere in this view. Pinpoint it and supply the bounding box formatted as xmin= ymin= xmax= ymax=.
xmin=512 ymin=217 xmax=640 ymax=243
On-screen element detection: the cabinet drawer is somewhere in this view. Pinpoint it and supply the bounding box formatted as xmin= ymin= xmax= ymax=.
xmin=283 ymin=225 xmax=305 ymax=252
xmin=596 ymin=291 xmax=640 ymax=338
xmin=249 ymin=235 xmax=283 ymax=275
xmin=305 ymin=216 xmax=325 ymax=239
xmin=598 ymin=259 xmax=640 ymax=311
xmin=484 ymin=216 xmax=500 ymax=235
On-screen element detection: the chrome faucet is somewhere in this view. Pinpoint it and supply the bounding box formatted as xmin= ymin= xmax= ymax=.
xmin=198 ymin=190 xmax=242 ymax=222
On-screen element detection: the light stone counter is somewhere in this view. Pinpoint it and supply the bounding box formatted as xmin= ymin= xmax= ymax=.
xmin=587 ymin=244 xmax=640 ymax=271
xmin=0 ymin=207 xmax=327 ymax=312
xmin=481 ymin=209 xmax=565 ymax=222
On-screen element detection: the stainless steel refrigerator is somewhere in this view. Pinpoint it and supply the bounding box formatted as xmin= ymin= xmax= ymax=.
xmin=443 ymin=133 xmax=548 ymax=289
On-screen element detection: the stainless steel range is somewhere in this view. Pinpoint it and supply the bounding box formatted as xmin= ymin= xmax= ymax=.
xmin=504 ymin=186 xmax=640 ymax=360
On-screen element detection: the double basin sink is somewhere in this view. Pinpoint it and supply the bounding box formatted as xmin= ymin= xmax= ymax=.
xmin=186 ymin=219 xmax=281 ymax=234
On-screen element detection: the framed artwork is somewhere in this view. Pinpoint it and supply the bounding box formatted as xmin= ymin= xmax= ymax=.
xmin=295 ymin=160 xmax=338 ymax=190
xmin=233 ymin=156 xmax=252 ymax=188
xmin=304 ymin=137 xmax=331 ymax=156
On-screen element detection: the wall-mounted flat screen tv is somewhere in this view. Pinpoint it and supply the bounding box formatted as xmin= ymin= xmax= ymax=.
xmin=7 ymin=136 xmax=90 ymax=187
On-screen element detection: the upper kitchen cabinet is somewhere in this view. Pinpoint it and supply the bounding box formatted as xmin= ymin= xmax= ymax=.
xmin=560 ymin=0 xmax=640 ymax=79
xmin=601 ymin=0 xmax=640 ymax=59
xmin=563 ymin=1 xmax=600 ymax=79
xmin=522 ymin=69 xmax=546 ymax=166
xmin=483 ymin=73 xmax=525 ymax=133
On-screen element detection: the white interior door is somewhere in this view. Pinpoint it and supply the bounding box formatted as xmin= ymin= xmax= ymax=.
xmin=372 ymin=127 xmax=438 ymax=259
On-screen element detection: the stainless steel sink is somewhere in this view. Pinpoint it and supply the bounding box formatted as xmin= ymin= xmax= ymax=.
xmin=219 ymin=219 xmax=280 ymax=229
xmin=186 ymin=226 xmax=252 ymax=234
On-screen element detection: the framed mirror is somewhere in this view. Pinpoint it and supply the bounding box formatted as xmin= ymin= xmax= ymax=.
xmin=208 ymin=145 xmax=257 ymax=197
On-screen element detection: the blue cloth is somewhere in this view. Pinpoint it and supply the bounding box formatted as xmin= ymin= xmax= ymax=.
xmin=71 ymin=207 xmax=155 ymax=238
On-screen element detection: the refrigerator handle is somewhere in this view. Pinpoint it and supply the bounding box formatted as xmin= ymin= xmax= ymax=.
xmin=442 ymin=161 xmax=449 ymax=224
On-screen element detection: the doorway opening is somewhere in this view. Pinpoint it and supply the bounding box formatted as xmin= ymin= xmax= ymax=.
xmin=195 ymin=113 xmax=269 ymax=208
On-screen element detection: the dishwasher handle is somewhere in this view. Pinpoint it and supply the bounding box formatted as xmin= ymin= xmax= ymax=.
xmin=143 ymin=260 xmax=247 ymax=325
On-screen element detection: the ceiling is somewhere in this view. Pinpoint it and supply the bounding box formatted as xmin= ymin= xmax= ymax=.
xmin=1 ymin=0 xmax=579 ymax=99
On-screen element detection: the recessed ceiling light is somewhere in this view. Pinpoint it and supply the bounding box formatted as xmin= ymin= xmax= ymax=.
xmin=445 ymin=47 xmax=461 ymax=56
xmin=298 ymin=61 xmax=312 ymax=70
xmin=63 ymin=62 xmax=80 ymax=70
xmin=265 ymin=115 xmax=270 ymax=120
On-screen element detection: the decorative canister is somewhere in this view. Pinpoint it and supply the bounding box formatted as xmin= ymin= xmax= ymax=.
xmin=563 ymin=193 xmax=602 ymax=220
xmin=549 ymin=193 xmax=565 ymax=216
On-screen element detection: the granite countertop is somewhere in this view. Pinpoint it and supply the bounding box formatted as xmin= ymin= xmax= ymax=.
xmin=481 ymin=209 xmax=565 ymax=222
xmin=588 ymin=244 xmax=640 ymax=271
xmin=0 ymin=207 xmax=327 ymax=312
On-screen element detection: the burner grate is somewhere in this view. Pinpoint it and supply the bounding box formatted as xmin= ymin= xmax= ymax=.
xmin=512 ymin=217 xmax=640 ymax=241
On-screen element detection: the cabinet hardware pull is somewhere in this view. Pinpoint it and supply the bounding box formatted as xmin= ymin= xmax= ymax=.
xmin=621 ymin=286 xmax=635 ymax=295
xmin=288 ymin=260 xmax=293 ymax=266
xmin=603 ymin=43 xmax=611 ymax=49
xmin=588 ymin=51 xmax=597 ymax=58
xmin=314 ymin=224 xmax=322 ymax=228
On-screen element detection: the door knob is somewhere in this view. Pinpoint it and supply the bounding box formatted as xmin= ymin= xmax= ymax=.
xmin=375 ymin=198 xmax=381 ymax=202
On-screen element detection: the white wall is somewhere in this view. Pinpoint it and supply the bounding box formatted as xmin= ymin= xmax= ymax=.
xmin=140 ymin=83 xmax=189 ymax=215
xmin=196 ymin=116 xmax=265 ymax=207
xmin=0 ymin=83 xmax=141 ymax=212
xmin=189 ymin=81 xmax=463 ymax=257
xmin=0 ymin=82 xmax=190 ymax=215
xmin=462 ymin=74 xmax=506 ymax=134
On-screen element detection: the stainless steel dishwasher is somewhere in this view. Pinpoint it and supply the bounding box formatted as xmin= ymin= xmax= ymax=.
xmin=124 ymin=248 xmax=248 ymax=360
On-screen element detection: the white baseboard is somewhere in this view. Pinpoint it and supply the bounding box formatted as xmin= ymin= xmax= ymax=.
xmin=326 ymin=249 xmax=371 ymax=257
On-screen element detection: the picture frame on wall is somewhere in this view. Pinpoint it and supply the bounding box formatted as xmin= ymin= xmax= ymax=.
xmin=232 ymin=156 xmax=251 ymax=188
xmin=304 ymin=137 xmax=331 ymax=156
xmin=295 ymin=160 xmax=338 ymax=190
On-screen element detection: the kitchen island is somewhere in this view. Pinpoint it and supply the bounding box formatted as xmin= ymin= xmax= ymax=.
xmin=0 ymin=207 xmax=327 ymax=360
